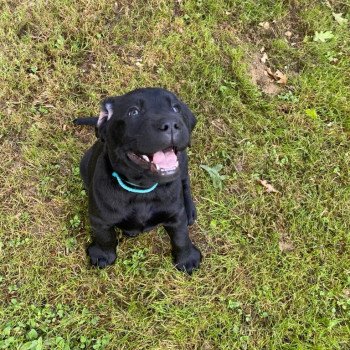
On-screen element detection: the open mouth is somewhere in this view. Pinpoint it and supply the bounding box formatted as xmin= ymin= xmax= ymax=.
xmin=127 ymin=147 xmax=179 ymax=176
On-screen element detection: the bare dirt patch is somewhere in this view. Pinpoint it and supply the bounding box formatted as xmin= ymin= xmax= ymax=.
xmin=249 ymin=53 xmax=282 ymax=95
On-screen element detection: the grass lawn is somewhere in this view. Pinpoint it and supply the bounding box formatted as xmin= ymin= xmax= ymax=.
xmin=1 ymin=0 xmax=350 ymax=349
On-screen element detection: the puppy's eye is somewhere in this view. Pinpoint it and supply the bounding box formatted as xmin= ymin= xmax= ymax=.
xmin=128 ymin=107 xmax=140 ymax=117
xmin=172 ymin=105 xmax=180 ymax=113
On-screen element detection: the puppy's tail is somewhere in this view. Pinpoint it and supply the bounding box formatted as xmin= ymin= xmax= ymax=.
xmin=73 ymin=117 xmax=98 ymax=126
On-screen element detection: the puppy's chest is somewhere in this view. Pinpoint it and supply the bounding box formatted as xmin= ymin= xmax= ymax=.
xmin=117 ymin=201 xmax=174 ymax=236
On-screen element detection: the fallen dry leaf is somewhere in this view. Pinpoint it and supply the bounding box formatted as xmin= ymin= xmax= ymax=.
xmin=259 ymin=21 xmax=270 ymax=30
xmin=275 ymin=70 xmax=288 ymax=84
xmin=259 ymin=179 xmax=280 ymax=193
xmin=266 ymin=68 xmax=288 ymax=85
xmin=260 ymin=52 xmax=268 ymax=64
xmin=266 ymin=67 xmax=275 ymax=79
xmin=234 ymin=161 xmax=243 ymax=173
xmin=279 ymin=240 xmax=294 ymax=252
xmin=211 ymin=118 xmax=228 ymax=134
xmin=324 ymin=0 xmax=332 ymax=9
xmin=343 ymin=289 xmax=350 ymax=298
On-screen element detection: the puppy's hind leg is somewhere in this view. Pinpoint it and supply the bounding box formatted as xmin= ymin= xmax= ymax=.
xmin=80 ymin=148 xmax=93 ymax=190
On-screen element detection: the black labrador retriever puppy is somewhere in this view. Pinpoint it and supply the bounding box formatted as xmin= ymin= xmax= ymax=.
xmin=74 ymin=88 xmax=201 ymax=273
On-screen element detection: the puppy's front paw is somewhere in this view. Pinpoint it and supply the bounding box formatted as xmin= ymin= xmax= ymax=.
xmin=174 ymin=245 xmax=201 ymax=274
xmin=87 ymin=243 xmax=117 ymax=268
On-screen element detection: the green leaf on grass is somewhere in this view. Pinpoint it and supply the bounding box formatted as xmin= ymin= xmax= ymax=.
xmin=27 ymin=329 xmax=38 ymax=340
xmin=313 ymin=31 xmax=334 ymax=42
xmin=200 ymin=164 xmax=227 ymax=189
xmin=333 ymin=13 xmax=348 ymax=25
xmin=305 ymin=108 xmax=318 ymax=120
xmin=228 ymin=300 xmax=241 ymax=309
xmin=20 ymin=337 xmax=43 ymax=350
xmin=328 ymin=318 xmax=342 ymax=330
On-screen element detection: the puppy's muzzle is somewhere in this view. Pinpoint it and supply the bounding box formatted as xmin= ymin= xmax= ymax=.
xmin=155 ymin=117 xmax=184 ymax=144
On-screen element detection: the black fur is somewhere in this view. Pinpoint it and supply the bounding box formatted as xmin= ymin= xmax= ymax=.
xmin=76 ymin=88 xmax=201 ymax=273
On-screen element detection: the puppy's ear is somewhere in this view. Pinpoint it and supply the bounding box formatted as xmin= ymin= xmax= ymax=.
xmin=181 ymin=102 xmax=197 ymax=131
xmin=96 ymin=97 xmax=114 ymax=141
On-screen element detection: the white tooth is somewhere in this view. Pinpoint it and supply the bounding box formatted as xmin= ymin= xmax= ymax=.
xmin=141 ymin=155 xmax=149 ymax=162
xmin=155 ymin=164 xmax=160 ymax=170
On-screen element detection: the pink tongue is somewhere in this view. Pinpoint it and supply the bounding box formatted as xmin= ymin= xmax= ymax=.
xmin=152 ymin=149 xmax=178 ymax=169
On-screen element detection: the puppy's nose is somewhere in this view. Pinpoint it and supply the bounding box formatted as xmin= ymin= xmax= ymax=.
xmin=158 ymin=120 xmax=181 ymax=133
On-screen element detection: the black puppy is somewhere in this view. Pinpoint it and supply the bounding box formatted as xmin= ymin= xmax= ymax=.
xmin=74 ymin=88 xmax=201 ymax=273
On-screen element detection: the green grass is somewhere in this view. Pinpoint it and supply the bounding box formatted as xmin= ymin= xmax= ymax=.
xmin=1 ymin=0 xmax=350 ymax=349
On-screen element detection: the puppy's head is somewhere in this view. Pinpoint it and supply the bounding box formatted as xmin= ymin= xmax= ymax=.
xmin=97 ymin=88 xmax=196 ymax=184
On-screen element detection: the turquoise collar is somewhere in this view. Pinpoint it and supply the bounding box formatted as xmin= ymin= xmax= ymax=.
xmin=112 ymin=171 xmax=158 ymax=194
